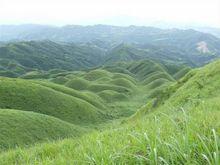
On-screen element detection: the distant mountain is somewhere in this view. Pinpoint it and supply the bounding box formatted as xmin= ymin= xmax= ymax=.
xmin=0 ymin=38 xmax=220 ymax=78
xmin=105 ymin=41 xmax=220 ymax=66
xmin=1 ymin=25 xmax=220 ymax=77
xmin=1 ymin=24 xmax=219 ymax=45
xmin=195 ymin=27 xmax=220 ymax=38
xmin=1 ymin=24 xmax=220 ymax=52
xmin=0 ymin=40 xmax=106 ymax=77
xmin=105 ymin=43 xmax=189 ymax=65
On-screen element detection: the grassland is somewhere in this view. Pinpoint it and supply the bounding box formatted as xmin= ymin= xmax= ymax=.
xmin=0 ymin=60 xmax=180 ymax=150
xmin=0 ymin=61 xmax=220 ymax=165
xmin=1 ymin=59 xmax=219 ymax=164
xmin=0 ymin=109 xmax=85 ymax=150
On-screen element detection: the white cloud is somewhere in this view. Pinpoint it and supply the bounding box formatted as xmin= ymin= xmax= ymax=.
xmin=0 ymin=0 xmax=219 ymax=27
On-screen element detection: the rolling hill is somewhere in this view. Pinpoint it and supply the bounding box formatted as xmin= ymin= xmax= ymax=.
xmin=0 ymin=59 xmax=219 ymax=164
xmin=0 ymin=78 xmax=106 ymax=125
xmin=0 ymin=109 xmax=85 ymax=150
xmin=0 ymin=59 xmax=188 ymax=151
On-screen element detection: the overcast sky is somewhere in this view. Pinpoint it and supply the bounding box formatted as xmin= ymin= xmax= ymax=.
xmin=1 ymin=0 xmax=220 ymax=27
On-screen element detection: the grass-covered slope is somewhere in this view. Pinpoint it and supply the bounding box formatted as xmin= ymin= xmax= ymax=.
xmin=164 ymin=60 xmax=220 ymax=106
xmin=0 ymin=109 xmax=84 ymax=150
xmin=0 ymin=78 xmax=105 ymax=125
xmin=0 ymin=60 xmax=219 ymax=164
xmin=34 ymin=80 xmax=106 ymax=110
xmin=45 ymin=60 xmax=186 ymax=117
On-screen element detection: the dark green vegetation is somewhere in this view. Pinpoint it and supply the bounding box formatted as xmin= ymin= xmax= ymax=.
xmin=0 ymin=41 xmax=105 ymax=74
xmin=0 ymin=25 xmax=219 ymax=164
xmin=1 ymin=25 xmax=220 ymax=77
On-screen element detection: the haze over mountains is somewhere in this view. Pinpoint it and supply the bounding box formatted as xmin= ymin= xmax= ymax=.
xmin=0 ymin=25 xmax=220 ymax=79
xmin=1 ymin=24 xmax=220 ymax=42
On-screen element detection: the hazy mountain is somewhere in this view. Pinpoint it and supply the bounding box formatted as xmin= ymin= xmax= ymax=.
xmin=194 ymin=27 xmax=220 ymax=38
xmin=1 ymin=24 xmax=219 ymax=44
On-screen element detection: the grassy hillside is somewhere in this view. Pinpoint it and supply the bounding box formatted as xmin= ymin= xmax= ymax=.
xmin=33 ymin=80 xmax=106 ymax=110
xmin=46 ymin=60 xmax=187 ymax=118
xmin=0 ymin=60 xmax=219 ymax=164
xmin=0 ymin=109 xmax=85 ymax=150
xmin=0 ymin=78 xmax=106 ymax=125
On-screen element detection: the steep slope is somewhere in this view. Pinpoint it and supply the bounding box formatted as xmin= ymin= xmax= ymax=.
xmin=0 ymin=109 xmax=84 ymax=150
xmin=132 ymin=59 xmax=220 ymax=118
xmin=162 ymin=60 xmax=220 ymax=106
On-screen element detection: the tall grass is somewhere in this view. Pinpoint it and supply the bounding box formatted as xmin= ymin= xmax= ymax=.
xmin=0 ymin=102 xmax=219 ymax=164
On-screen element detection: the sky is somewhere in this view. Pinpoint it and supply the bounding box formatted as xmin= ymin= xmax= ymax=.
xmin=0 ymin=0 xmax=220 ymax=27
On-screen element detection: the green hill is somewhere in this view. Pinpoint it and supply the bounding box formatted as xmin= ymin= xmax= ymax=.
xmin=65 ymin=77 xmax=90 ymax=90
xmin=142 ymin=71 xmax=174 ymax=85
xmin=0 ymin=78 xmax=106 ymax=125
xmin=109 ymin=78 xmax=136 ymax=90
xmin=0 ymin=109 xmax=85 ymax=150
xmin=83 ymin=69 xmax=112 ymax=81
xmin=98 ymin=90 xmax=129 ymax=103
xmin=0 ymin=60 xmax=219 ymax=164
xmin=164 ymin=60 xmax=220 ymax=106
xmin=34 ymin=80 xmax=106 ymax=110
xmin=127 ymin=60 xmax=166 ymax=80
